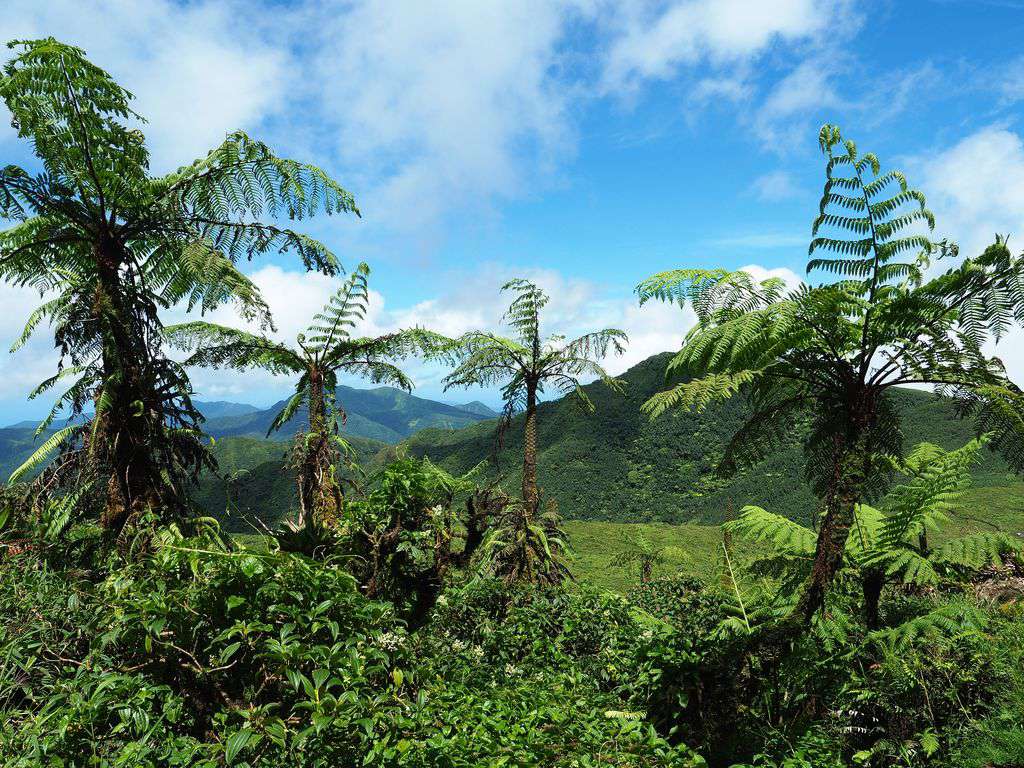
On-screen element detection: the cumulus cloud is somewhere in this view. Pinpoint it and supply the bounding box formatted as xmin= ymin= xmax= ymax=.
xmin=912 ymin=126 xmax=1024 ymax=259
xmin=308 ymin=0 xmax=588 ymax=232
xmin=752 ymin=57 xmax=842 ymax=147
xmin=750 ymin=170 xmax=801 ymax=201
xmin=601 ymin=0 xmax=834 ymax=93
xmin=740 ymin=264 xmax=803 ymax=291
xmin=0 ymin=0 xmax=289 ymax=173
xmin=910 ymin=125 xmax=1024 ymax=384
xmin=0 ymin=283 xmax=62 ymax=409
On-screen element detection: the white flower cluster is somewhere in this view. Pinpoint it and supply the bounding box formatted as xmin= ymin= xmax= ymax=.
xmin=376 ymin=631 xmax=403 ymax=651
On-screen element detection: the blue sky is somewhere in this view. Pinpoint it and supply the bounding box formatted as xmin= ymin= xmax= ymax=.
xmin=2 ymin=0 xmax=1024 ymax=422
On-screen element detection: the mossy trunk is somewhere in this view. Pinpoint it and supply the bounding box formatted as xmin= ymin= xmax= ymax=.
xmin=92 ymin=239 xmax=167 ymax=535
xmin=297 ymin=370 xmax=341 ymax=529
xmin=521 ymin=381 xmax=539 ymax=515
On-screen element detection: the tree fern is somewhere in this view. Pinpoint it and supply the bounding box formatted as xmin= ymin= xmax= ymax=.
xmin=638 ymin=122 xmax=1024 ymax=623
xmin=443 ymin=279 xmax=626 ymax=514
xmin=727 ymin=439 xmax=1022 ymax=626
xmin=0 ymin=38 xmax=359 ymax=537
xmin=169 ymin=263 xmax=443 ymax=532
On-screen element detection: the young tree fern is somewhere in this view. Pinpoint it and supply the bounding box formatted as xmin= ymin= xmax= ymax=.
xmin=726 ymin=439 xmax=1020 ymax=628
xmin=443 ymin=279 xmax=627 ymax=514
xmin=168 ymin=264 xmax=444 ymax=530
xmin=639 ymin=124 xmax=1024 ymax=623
xmin=476 ymin=499 xmax=573 ymax=587
xmin=0 ymin=39 xmax=358 ymax=536
xmin=610 ymin=530 xmax=669 ymax=584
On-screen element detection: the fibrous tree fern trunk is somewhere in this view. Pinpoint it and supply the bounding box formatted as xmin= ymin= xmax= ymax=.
xmin=298 ymin=369 xmax=341 ymax=529
xmin=92 ymin=238 xmax=167 ymax=533
xmin=796 ymin=409 xmax=875 ymax=622
xmin=522 ymin=380 xmax=539 ymax=515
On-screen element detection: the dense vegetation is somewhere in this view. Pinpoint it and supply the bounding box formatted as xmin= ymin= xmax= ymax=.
xmin=405 ymin=353 xmax=1015 ymax=524
xmin=3 ymin=38 xmax=1024 ymax=768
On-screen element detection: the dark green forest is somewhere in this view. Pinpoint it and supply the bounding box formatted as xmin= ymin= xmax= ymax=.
xmin=176 ymin=351 xmax=1018 ymax=532
xmin=3 ymin=37 xmax=1024 ymax=768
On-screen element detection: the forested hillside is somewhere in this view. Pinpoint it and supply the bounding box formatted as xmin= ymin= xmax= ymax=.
xmin=192 ymin=352 xmax=1018 ymax=530
xmin=0 ymin=389 xmax=489 ymax=484
xmin=404 ymin=352 xmax=1015 ymax=525
xmin=201 ymin=385 xmax=492 ymax=443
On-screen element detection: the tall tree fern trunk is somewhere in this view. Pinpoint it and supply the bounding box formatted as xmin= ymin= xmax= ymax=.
xmin=92 ymin=240 xmax=164 ymax=535
xmin=796 ymin=409 xmax=874 ymax=623
xmin=298 ymin=369 xmax=341 ymax=529
xmin=522 ymin=381 xmax=539 ymax=515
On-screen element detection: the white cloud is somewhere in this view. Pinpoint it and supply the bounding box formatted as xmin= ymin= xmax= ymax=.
xmin=308 ymin=0 xmax=588 ymax=231
xmin=0 ymin=283 xmax=62 ymax=407
xmin=0 ymin=0 xmax=289 ymax=173
xmin=740 ymin=264 xmax=803 ymax=291
xmin=999 ymin=56 xmax=1024 ymax=103
xmin=751 ymin=170 xmax=801 ymax=201
xmin=910 ymin=126 xmax=1024 ymax=384
xmin=691 ymin=75 xmax=752 ymax=104
xmin=752 ymin=57 xmax=841 ymax=146
xmin=913 ymin=126 xmax=1024 ymax=260
xmin=601 ymin=0 xmax=835 ymax=93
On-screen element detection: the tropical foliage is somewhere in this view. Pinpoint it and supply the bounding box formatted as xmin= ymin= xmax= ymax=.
xmin=727 ymin=438 xmax=1021 ymax=626
xmin=0 ymin=38 xmax=357 ymax=538
xmin=168 ymin=264 xmax=443 ymax=531
xmin=638 ymin=124 xmax=1024 ymax=620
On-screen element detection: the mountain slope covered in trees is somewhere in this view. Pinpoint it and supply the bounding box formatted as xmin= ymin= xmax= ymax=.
xmin=0 ymin=389 xmax=491 ymax=482
xmin=194 ymin=352 xmax=1018 ymax=529
xmin=201 ymin=385 xmax=493 ymax=443
xmin=402 ymin=353 xmax=1016 ymax=525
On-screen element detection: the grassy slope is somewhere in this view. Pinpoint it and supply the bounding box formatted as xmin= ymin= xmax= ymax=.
xmin=568 ymin=484 xmax=1024 ymax=593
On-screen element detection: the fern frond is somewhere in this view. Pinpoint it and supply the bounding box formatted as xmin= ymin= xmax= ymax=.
xmin=8 ymin=424 xmax=77 ymax=484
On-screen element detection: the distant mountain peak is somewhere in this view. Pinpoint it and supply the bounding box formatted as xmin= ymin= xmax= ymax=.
xmin=454 ymin=401 xmax=500 ymax=418
xmin=200 ymin=386 xmax=495 ymax=444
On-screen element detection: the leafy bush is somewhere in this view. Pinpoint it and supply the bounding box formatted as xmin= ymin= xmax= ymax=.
xmin=0 ymin=524 xmax=706 ymax=766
